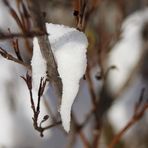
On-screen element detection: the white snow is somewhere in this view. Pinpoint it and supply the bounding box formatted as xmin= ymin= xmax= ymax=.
xmin=45 ymin=23 xmax=88 ymax=132
xmin=32 ymin=24 xmax=88 ymax=132
xmin=107 ymin=8 xmax=148 ymax=96
xmin=31 ymin=38 xmax=47 ymax=91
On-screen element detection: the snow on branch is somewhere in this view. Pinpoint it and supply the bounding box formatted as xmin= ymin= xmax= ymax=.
xmin=108 ymin=88 xmax=148 ymax=148
xmin=46 ymin=23 xmax=88 ymax=132
xmin=32 ymin=23 xmax=88 ymax=132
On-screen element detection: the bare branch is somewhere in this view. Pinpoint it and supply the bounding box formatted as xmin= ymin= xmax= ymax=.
xmin=21 ymin=73 xmax=61 ymax=137
xmin=0 ymin=47 xmax=31 ymax=69
xmin=27 ymin=0 xmax=62 ymax=99
xmin=12 ymin=38 xmax=23 ymax=61
xmin=3 ymin=0 xmax=25 ymax=32
xmin=0 ymin=31 xmax=46 ymax=40
xmin=108 ymin=88 xmax=148 ymax=148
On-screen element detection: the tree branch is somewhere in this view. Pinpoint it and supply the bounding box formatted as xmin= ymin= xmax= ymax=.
xmin=0 ymin=47 xmax=31 ymax=69
xmin=108 ymin=88 xmax=148 ymax=148
xmin=0 ymin=31 xmax=45 ymax=40
xmin=27 ymin=0 xmax=62 ymax=99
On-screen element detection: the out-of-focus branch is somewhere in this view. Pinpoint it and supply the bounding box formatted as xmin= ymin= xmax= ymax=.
xmin=93 ymin=3 xmax=127 ymax=146
xmin=108 ymin=88 xmax=148 ymax=148
xmin=86 ymin=64 xmax=97 ymax=111
xmin=3 ymin=0 xmax=25 ymax=32
xmin=3 ymin=0 xmax=33 ymax=52
xmin=27 ymin=0 xmax=62 ymax=99
xmin=73 ymin=1 xmax=103 ymax=147
xmin=71 ymin=115 xmax=91 ymax=148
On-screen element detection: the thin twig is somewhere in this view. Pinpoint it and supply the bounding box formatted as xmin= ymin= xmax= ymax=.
xmin=0 ymin=47 xmax=31 ymax=69
xmin=21 ymin=73 xmax=61 ymax=137
xmin=72 ymin=115 xmax=91 ymax=148
xmin=12 ymin=39 xmax=23 ymax=61
xmin=3 ymin=0 xmax=25 ymax=32
xmin=8 ymin=28 xmax=24 ymax=62
xmin=0 ymin=31 xmax=46 ymax=40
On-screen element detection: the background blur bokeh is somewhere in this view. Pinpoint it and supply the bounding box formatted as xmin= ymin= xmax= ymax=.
xmin=0 ymin=0 xmax=148 ymax=148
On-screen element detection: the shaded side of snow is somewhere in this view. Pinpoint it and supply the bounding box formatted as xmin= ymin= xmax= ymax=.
xmin=31 ymin=37 xmax=47 ymax=91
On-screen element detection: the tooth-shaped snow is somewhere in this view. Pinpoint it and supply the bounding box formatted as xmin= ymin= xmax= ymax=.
xmin=46 ymin=23 xmax=88 ymax=132
xmin=31 ymin=37 xmax=47 ymax=90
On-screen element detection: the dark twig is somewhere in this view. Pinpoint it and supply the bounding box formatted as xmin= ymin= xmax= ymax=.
xmin=17 ymin=0 xmax=31 ymax=32
xmin=27 ymin=0 xmax=62 ymax=100
xmin=37 ymin=78 xmax=47 ymax=113
xmin=8 ymin=28 xmax=23 ymax=61
xmin=12 ymin=38 xmax=23 ymax=61
xmin=3 ymin=0 xmax=25 ymax=32
xmin=3 ymin=0 xmax=38 ymax=52
xmin=0 ymin=31 xmax=46 ymax=40
xmin=74 ymin=0 xmax=87 ymax=31
xmin=0 ymin=47 xmax=31 ymax=69
xmin=21 ymin=73 xmax=61 ymax=137
xmin=21 ymin=73 xmax=35 ymax=112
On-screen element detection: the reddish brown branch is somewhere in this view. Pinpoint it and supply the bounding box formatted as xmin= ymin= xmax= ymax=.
xmin=8 ymin=29 xmax=24 ymax=62
xmin=3 ymin=0 xmax=37 ymax=53
xmin=13 ymin=39 xmax=23 ymax=61
xmin=72 ymin=115 xmax=91 ymax=148
xmin=108 ymin=88 xmax=148 ymax=148
xmin=79 ymin=131 xmax=91 ymax=148
xmin=3 ymin=0 xmax=25 ymax=32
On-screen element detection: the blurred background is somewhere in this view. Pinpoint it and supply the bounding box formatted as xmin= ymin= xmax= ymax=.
xmin=0 ymin=0 xmax=148 ymax=148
